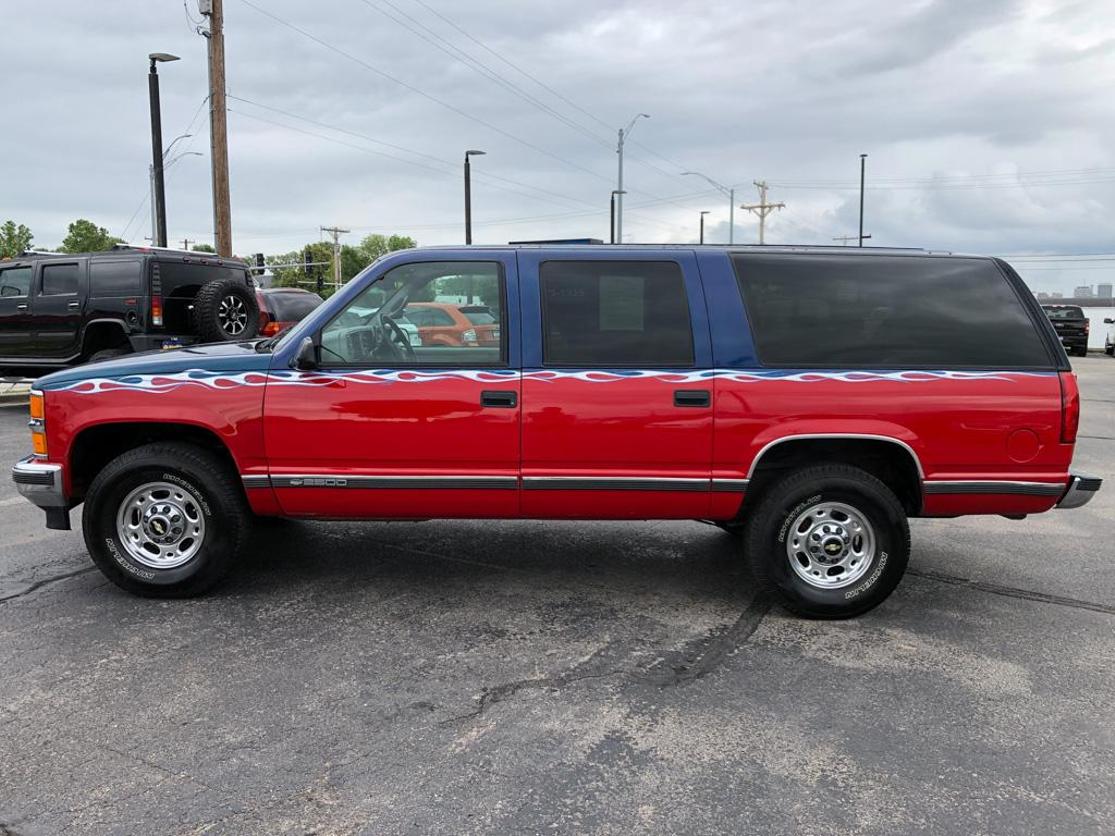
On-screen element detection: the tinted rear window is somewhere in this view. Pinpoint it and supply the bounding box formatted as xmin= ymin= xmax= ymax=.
xmin=41 ymin=263 xmax=80 ymax=296
xmin=733 ymin=254 xmax=1052 ymax=368
xmin=460 ymin=306 xmax=496 ymax=325
xmin=1042 ymin=306 xmax=1084 ymax=320
xmin=265 ymin=292 xmax=321 ymax=321
xmin=540 ymin=260 xmax=693 ymax=366
xmin=90 ymin=260 xmax=143 ymax=295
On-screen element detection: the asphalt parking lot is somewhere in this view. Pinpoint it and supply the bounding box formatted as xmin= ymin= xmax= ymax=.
xmin=1 ymin=359 xmax=1113 ymax=835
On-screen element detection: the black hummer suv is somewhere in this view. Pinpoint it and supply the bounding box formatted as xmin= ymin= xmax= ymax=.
xmin=0 ymin=247 xmax=259 ymax=375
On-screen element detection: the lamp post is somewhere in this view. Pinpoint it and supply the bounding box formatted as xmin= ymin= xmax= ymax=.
xmin=610 ymin=189 xmax=626 ymax=244
xmin=699 ymin=210 xmax=710 ymax=244
xmin=859 ymin=153 xmax=867 ymax=247
xmin=148 ymin=52 xmax=179 ymax=248
xmin=682 ymin=171 xmax=735 ymax=244
xmin=464 ymin=149 xmax=486 ymax=245
xmin=615 ymin=113 xmax=649 ymax=243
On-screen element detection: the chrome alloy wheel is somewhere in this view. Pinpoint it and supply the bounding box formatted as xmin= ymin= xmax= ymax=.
xmin=218 ymin=294 xmax=249 ymax=336
xmin=785 ymin=501 xmax=876 ymax=589
xmin=115 ymin=481 xmax=206 ymax=569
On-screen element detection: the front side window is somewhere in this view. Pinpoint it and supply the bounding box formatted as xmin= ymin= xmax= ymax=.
xmin=0 ymin=266 xmax=32 ymax=298
xmin=734 ymin=254 xmax=1053 ymax=368
xmin=41 ymin=263 xmax=80 ymax=296
xmin=320 ymin=261 xmax=504 ymax=366
xmin=540 ymin=260 xmax=693 ymax=366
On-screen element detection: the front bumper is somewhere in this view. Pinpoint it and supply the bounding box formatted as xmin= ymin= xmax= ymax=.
xmin=11 ymin=456 xmax=71 ymax=529
xmin=1057 ymin=472 xmax=1102 ymax=510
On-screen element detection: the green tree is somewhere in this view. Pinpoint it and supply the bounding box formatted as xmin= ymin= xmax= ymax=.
xmin=357 ymin=233 xmax=416 ymax=265
xmin=60 ymin=219 xmax=123 ymax=253
xmin=266 ymin=234 xmax=416 ymax=299
xmin=0 ymin=220 xmax=34 ymax=259
xmin=191 ymin=243 xmax=216 ymax=253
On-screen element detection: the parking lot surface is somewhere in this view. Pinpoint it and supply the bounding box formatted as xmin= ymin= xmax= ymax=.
xmin=1 ymin=358 xmax=1113 ymax=835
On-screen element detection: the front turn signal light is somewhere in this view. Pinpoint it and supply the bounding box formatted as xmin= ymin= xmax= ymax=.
xmin=29 ymin=391 xmax=47 ymax=456
xmin=29 ymin=391 xmax=44 ymax=420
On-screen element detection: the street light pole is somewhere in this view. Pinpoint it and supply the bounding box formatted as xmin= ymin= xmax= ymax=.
xmin=859 ymin=153 xmax=867 ymax=247
xmin=699 ymin=210 xmax=710 ymax=245
xmin=147 ymin=52 xmax=179 ymax=249
xmin=464 ymin=149 xmax=486 ymax=245
xmin=682 ymin=171 xmax=736 ymax=244
xmin=609 ymin=189 xmax=626 ymax=244
xmin=615 ymin=113 xmax=649 ymax=243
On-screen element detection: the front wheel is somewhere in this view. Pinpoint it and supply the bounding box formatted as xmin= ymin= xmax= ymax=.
xmin=82 ymin=442 xmax=250 ymax=597
xmin=744 ymin=465 xmax=910 ymax=618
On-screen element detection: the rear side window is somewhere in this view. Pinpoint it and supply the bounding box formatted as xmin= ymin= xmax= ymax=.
xmin=41 ymin=263 xmax=80 ymax=296
xmin=540 ymin=260 xmax=693 ymax=366
xmin=265 ymin=292 xmax=321 ymax=321
xmin=90 ymin=260 xmax=143 ymax=295
xmin=0 ymin=266 xmax=32 ymax=297
xmin=460 ymin=306 xmax=496 ymax=325
xmin=733 ymin=254 xmax=1052 ymax=368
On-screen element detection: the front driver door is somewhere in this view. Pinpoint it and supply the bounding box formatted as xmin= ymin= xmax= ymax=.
xmin=263 ymin=254 xmax=521 ymax=518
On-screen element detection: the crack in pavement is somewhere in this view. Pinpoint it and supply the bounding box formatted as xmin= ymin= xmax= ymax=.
xmin=444 ymin=669 xmax=627 ymax=723
xmin=1078 ymin=434 xmax=1115 ymax=441
xmin=0 ymin=567 xmax=96 ymax=604
xmin=908 ymin=567 xmax=1115 ymax=615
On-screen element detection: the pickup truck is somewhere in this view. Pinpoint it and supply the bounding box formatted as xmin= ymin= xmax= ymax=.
xmin=11 ymin=245 xmax=1102 ymax=618
xmin=0 ymin=247 xmax=259 ymax=375
xmin=1041 ymin=304 xmax=1090 ymax=356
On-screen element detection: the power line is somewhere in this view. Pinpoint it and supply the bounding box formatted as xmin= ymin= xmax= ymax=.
xmin=236 ymin=0 xmax=614 ymax=185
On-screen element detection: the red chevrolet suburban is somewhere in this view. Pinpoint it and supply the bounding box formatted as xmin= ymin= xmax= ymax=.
xmin=11 ymin=246 xmax=1101 ymax=618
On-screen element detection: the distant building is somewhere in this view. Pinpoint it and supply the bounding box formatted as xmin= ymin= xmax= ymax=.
xmin=1098 ymin=283 xmax=1113 ymax=299
xmin=1037 ymin=292 xmax=1050 ymax=299
xmin=1051 ymin=292 xmax=1063 ymax=298
xmin=1074 ymin=285 xmax=1094 ymax=298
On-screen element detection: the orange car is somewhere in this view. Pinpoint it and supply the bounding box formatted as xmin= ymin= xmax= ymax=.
xmin=403 ymin=302 xmax=501 ymax=347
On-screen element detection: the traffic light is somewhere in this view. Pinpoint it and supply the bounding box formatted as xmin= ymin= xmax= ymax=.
xmin=254 ymin=252 xmax=265 ymax=276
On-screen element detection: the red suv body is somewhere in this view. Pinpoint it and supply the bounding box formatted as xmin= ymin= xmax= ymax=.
xmin=11 ymin=245 xmax=1102 ymax=617
xmin=404 ymin=302 xmax=500 ymax=347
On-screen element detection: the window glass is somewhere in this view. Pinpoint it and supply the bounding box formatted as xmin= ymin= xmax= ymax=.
xmin=41 ymin=263 xmax=80 ymax=296
xmin=460 ymin=306 xmax=496 ymax=325
xmin=733 ymin=254 xmax=1052 ymax=368
xmin=540 ymin=260 xmax=693 ymax=366
xmin=265 ymin=291 xmax=322 ymax=321
xmin=90 ymin=260 xmax=143 ymax=295
xmin=1042 ymin=306 xmax=1084 ymax=320
xmin=0 ymin=266 xmax=32 ymax=298
xmin=156 ymin=260 xmax=248 ymax=290
xmin=321 ymin=261 xmax=504 ymax=366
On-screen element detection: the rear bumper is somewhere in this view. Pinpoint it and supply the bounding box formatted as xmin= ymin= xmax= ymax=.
xmin=1057 ymin=472 xmax=1102 ymax=510
xmin=11 ymin=456 xmax=71 ymax=530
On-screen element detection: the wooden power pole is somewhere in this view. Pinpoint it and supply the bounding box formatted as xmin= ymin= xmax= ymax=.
xmin=202 ymin=0 xmax=232 ymax=257
xmin=739 ymin=181 xmax=785 ymax=245
xmin=320 ymin=226 xmax=350 ymax=292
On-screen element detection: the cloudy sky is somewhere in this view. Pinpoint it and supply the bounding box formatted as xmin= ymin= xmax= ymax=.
xmin=4 ymin=0 xmax=1114 ymax=294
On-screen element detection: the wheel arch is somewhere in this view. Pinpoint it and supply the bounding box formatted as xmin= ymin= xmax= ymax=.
xmin=745 ymin=434 xmax=925 ymax=515
xmin=80 ymin=319 xmax=132 ymax=358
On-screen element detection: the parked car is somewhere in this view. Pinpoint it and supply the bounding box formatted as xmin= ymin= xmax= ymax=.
xmin=1105 ymin=317 xmax=1114 ymax=355
xmin=403 ymin=302 xmax=500 ymax=347
xmin=257 ymin=288 xmax=324 ymax=337
xmin=11 ymin=245 xmax=1101 ymax=618
xmin=331 ymin=304 xmax=421 ymax=346
xmin=1041 ymin=304 xmax=1089 ymax=356
xmin=0 ymin=246 xmax=258 ymax=376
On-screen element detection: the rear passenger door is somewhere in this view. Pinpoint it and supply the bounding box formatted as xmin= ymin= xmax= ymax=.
xmin=518 ymin=250 xmax=715 ymax=518
xmin=33 ymin=259 xmax=86 ymax=359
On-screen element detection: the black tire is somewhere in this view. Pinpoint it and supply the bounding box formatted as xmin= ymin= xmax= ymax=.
xmin=87 ymin=347 xmax=131 ymax=364
xmin=1106 ymin=344 xmax=1114 ymax=356
xmin=744 ymin=465 xmax=910 ymax=619
xmin=82 ymin=442 xmax=250 ymax=597
xmin=192 ymin=279 xmax=259 ymax=342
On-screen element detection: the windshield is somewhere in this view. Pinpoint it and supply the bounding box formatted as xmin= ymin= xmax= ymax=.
xmin=1043 ymin=306 xmax=1084 ymax=320
xmin=460 ymin=306 xmax=496 ymax=325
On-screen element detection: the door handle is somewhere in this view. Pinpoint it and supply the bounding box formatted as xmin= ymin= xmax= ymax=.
xmin=481 ymin=390 xmax=517 ymax=408
xmin=16 ymin=304 xmax=28 ymax=312
xmin=68 ymin=300 xmax=80 ymax=309
xmin=674 ymin=389 xmax=711 ymax=408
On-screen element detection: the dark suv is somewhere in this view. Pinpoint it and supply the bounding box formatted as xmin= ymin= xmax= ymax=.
xmin=0 ymin=247 xmax=259 ymax=375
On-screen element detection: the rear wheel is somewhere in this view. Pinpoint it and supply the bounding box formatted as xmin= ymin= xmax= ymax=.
xmin=744 ymin=465 xmax=910 ymax=618
xmin=82 ymin=442 xmax=249 ymax=597
xmin=87 ymin=347 xmax=131 ymax=364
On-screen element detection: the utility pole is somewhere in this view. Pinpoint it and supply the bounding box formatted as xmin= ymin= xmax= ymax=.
xmin=147 ymin=53 xmax=178 ymax=248
xmin=201 ymin=0 xmax=232 ymax=257
xmin=858 ymin=153 xmax=867 ymax=247
xmin=699 ymin=211 xmax=710 ymax=245
xmin=321 ymin=226 xmax=349 ymax=292
xmin=682 ymin=172 xmax=735 ymax=244
xmin=182 ymin=238 xmax=193 ymax=251
xmin=609 ymin=189 xmax=625 ymax=244
xmin=464 ymin=150 xmax=486 ymax=245
xmin=740 ymin=181 xmax=785 ymax=245
xmin=615 ymin=113 xmax=649 ymax=243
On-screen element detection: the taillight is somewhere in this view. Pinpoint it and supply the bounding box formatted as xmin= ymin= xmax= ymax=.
xmin=151 ymin=294 xmax=163 ymax=327
xmin=462 ymin=328 xmax=477 ymax=345
xmin=1059 ymin=371 xmax=1080 ymax=444
xmin=261 ymin=320 xmax=282 ymax=336
xmin=1084 ymin=320 xmax=1090 ymax=335
xmin=29 ymin=390 xmax=47 ymax=457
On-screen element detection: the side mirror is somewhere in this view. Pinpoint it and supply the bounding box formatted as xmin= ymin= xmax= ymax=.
xmin=293 ymin=336 xmax=318 ymax=370
xmin=1105 ymin=318 xmax=1114 ymax=324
